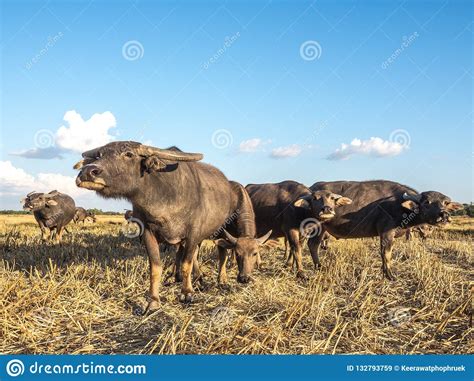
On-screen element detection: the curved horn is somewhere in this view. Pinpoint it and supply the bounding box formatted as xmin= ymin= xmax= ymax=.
xmin=27 ymin=191 xmax=36 ymax=197
xmin=223 ymin=229 xmax=238 ymax=245
xmin=403 ymin=192 xmax=421 ymax=202
xmin=134 ymin=144 xmax=203 ymax=161
xmin=257 ymin=230 xmax=272 ymax=245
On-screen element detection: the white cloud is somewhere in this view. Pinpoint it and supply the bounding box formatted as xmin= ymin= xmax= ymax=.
xmin=56 ymin=110 xmax=116 ymax=153
xmin=0 ymin=160 xmax=91 ymax=198
xmin=238 ymin=138 xmax=271 ymax=153
xmin=12 ymin=110 xmax=117 ymax=159
xmin=270 ymin=144 xmax=302 ymax=159
xmin=327 ymin=137 xmax=406 ymax=161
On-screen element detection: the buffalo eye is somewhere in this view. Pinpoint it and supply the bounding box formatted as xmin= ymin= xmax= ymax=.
xmin=253 ymin=252 xmax=258 ymax=257
xmin=124 ymin=151 xmax=135 ymax=158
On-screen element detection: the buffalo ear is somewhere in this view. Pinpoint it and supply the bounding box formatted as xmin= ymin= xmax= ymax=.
xmin=294 ymin=198 xmax=310 ymax=209
xmin=46 ymin=200 xmax=58 ymax=206
xmin=446 ymin=202 xmax=463 ymax=211
xmin=335 ymin=196 xmax=352 ymax=206
xmin=401 ymin=200 xmax=418 ymax=212
xmin=214 ymin=239 xmax=235 ymax=249
xmin=142 ymin=156 xmax=178 ymax=173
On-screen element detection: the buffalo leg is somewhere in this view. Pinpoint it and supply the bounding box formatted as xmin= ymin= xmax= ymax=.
xmin=179 ymin=243 xmax=197 ymax=303
xmin=217 ymin=246 xmax=228 ymax=285
xmin=288 ymin=228 xmax=306 ymax=279
xmin=284 ymin=234 xmax=295 ymax=268
xmin=174 ymin=244 xmax=184 ymax=282
xmin=55 ymin=226 xmax=64 ymax=244
xmin=380 ymin=231 xmax=396 ymax=280
xmin=405 ymin=229 xmax=411 ymax=241
xmin=307 ymin=231 xmax=324 ymax=269
xmin=40 ymin=224 xmax=49 ymax=241
xmin=192 ymin=247 xmax=209 ymax=290
xmin=143 ymin=229 xmax=162 ymax=312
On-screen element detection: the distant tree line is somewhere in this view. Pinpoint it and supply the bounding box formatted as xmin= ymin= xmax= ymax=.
xmin=1 ymin=204 xmax=472 ymax=217
xmin=451 ymin=203 xmax=474 ymax=217
xmin=0 ymin=209 xmax=122 ymax=215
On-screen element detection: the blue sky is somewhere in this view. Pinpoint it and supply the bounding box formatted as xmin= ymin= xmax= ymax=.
xmin=1 ymin=0 xmax=472 ymax=210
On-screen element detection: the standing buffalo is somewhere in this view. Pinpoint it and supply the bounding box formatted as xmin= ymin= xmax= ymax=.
xmin=310 ymin=180 xmax=463 ymax=279
xmin=74 ymin=207 xmax=96 ymax=224
xmin=22 ymin=190 xmax=76 ymax=243
xmin=246 ymin=181 xmax=352 ymax=279
xmin=74 ymin=141 xmax=268 ymax=311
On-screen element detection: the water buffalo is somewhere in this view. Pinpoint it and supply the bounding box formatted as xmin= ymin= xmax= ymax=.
xmin=246 ymin=181 xmax=352 ymax=279
xmin=309 ymin=180 xmax=463 ymax=280
xmin=74 ymin=207 xmax=96 ymax=223
xmin=213 ymin=181 xmax=272 ymax=286
xmin=22 ymin=190 xmax=76 ymax=243
xmin=74 ymin=141 xmax=268 ymax=311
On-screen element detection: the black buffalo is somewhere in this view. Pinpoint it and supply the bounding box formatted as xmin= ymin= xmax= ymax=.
xmin=246 ymin=181 xmax=352 ymax=279
xmin=74 ymin=207 xmax=96 ymax=224
xmin=310 ymin=180 xmax=463 ymax=279
xmin=22 ymin=190 xmax=76 ymax=243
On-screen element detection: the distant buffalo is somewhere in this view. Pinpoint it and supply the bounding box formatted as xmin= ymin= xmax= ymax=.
xmin=74 ymin=207 xmax=96 ymax=224
xmin=22 ymin=190 xmax=75 ymax=243
xmin=246 ymin=180 xmax=352 ymax=279
xmin=310 ymin=180 xmax=462 ymax=279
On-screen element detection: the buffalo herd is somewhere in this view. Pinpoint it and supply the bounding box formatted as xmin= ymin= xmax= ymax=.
xmin=22 ymin=141 xmax=463 ymax=312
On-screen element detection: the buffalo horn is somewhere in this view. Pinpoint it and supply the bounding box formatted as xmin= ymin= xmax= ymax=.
xmin=134 ymin=144 xmax=203 ymax=161
xmin=403 ymin=192 xmax=422 ymax=202
xmin=223 ymin=229 xmax=238 ymax=245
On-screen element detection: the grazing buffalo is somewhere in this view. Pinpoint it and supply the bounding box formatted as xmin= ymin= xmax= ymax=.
xmin=74 ymin=141 xmax=268 ymax=311
xmin=213 ymin=181 xmax=272 ymax=286
xmin=74 ymin=207 xmax=96 ymax=224
xmin=310 ymin=180 xmax=463 ymax=280
xmin=22 ymin=190 xmax=76 ymax=243
xmin=246 ymin=181 xmax=352 ymax=279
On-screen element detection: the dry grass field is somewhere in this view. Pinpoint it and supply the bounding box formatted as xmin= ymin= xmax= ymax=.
xmin=1 ymin=214 xmax=472 ymax=354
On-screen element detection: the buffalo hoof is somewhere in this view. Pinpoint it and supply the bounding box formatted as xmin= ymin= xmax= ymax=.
xmin=195 ymin=278 xmax=211 ymax=291
xmin=314 ymin=263 xmax=322 ymax=271
xmin=296 ymin=270 xmax=308 ymax=281
xmin=144 ymin=300 xmax=160 ymax=315
xmin=179 ymin=293 xmax=193 ymax=304
xmin=218 ymin=283 xmax=232 ymax=292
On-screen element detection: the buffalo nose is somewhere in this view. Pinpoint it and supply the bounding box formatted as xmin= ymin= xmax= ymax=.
xmin=440 ymin=211 xmax=449 ymax=219
xmin=237 ymin=274 xmax=250 ymax=284
xmin=323 ymin=206 xmax=333 ymax=214
xmin=79 ymin=165 xmax=102 ymax=180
